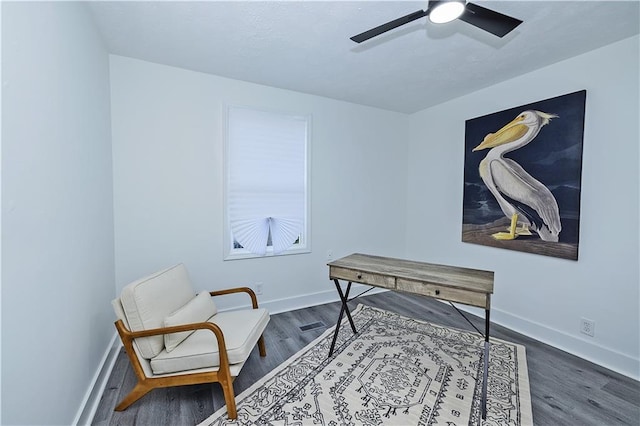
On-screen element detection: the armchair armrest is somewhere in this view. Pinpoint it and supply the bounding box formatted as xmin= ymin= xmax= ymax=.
xmin=116 ymin=319 xmax=224 ymax=340
xmin=210 ymin=286 xmax=259 ymax=309
xmin=114 ymin=319 xmax=231 ymax=368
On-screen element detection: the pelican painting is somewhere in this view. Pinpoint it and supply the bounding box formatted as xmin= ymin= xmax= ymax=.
xmin=472 ymin=110 xmax=561 ymax=242
xmin=461 ymin=90 xmax=587 ymax=260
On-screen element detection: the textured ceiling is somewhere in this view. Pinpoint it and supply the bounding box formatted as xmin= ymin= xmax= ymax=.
xmin=88 ymin=1 xmax=640 ymax=113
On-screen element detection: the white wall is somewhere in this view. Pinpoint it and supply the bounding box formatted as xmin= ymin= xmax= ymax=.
xmin=1 ymin=7 xmax=636 ymax=424
xmin=406 ymin=36 xmax=639 ymax=379
xmin=1 ymin=3 xmax=115 ymax=425
xmin=109 ymin=55 xmax=408 ymax=312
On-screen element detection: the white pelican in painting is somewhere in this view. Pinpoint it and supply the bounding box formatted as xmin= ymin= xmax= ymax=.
xmin=472 ymin=110 xmax=561 ymax=242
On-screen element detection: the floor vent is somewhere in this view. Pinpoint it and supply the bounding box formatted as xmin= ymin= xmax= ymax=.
xmin=299 ymin=321 xmax=326 ymax=332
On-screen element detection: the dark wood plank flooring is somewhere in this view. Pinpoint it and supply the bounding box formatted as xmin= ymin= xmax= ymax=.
xmin=93 ymin=292 xmax=640 ymax=425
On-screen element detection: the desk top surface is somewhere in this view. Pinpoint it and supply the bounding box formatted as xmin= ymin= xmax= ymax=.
xmin=328 ymin=253 xmax=494 ymax=294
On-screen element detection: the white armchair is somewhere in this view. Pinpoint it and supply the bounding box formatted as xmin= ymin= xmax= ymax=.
xmin=111 ymin=263 xmax=270 ymax=419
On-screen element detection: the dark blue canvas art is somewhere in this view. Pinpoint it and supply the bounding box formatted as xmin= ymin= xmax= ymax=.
xmin=462 ymin=90 xmax=586 ymax=260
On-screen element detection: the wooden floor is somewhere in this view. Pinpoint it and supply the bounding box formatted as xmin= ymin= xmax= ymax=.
xmin=93 ymin=292 xmax=640 ymax=425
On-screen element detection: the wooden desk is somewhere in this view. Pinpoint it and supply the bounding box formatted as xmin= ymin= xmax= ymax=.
xmin=327 ymin=253 xmax=494 ymax=419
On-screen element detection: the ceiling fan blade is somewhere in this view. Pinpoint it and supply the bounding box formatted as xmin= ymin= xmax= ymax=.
xmin=458 ymin=2 xmax=523 ymax=38
xmin=351 ymin=9 xmax=429 ymax=43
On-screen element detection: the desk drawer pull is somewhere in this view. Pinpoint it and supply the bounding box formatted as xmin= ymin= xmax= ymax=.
xmin=435 ymin=289 xmax=440 ymax=295
xmin=357 ymin=274 xmax=362 ymax=279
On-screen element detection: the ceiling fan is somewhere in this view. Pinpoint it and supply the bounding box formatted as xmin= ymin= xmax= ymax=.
xmin=350 ymin=0 xmax=523 ymax=43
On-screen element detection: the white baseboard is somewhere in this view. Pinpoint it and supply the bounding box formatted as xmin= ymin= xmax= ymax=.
xmin=446 ymin=301 xmax=639 ymax=381
xmin=261 ymin=284 xmax=388 ymax=314
xmin=73 ymin=333 xmax=122 ymax=426
xmin=217 ymin=283 xmax=388 ymax=315
xmin=489 ymin=306 xmax=640 ymax=381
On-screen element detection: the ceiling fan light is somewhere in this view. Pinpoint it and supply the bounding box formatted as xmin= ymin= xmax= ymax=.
xmin=429 ymin=1 xmax=465 ymax=24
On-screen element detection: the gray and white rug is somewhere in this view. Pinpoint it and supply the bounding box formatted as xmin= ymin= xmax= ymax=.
xmin=199 ymin=304 xmax=533 ymax=425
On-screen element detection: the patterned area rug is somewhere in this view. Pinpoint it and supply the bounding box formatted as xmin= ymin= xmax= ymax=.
xmin=199 ymin=304 xmax=533 ymax=426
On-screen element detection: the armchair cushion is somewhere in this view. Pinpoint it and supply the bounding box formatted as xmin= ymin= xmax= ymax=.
xmin=164 ymin=291 xmax=218 ymax=352
xmin=120 ymin=264 xmax=196 ymax=359
xmin=150 ymin=307 xmax=270 ymax=375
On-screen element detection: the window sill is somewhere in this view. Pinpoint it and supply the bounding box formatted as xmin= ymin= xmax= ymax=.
xmin=223 ymin=246 xmax=311 ymax=261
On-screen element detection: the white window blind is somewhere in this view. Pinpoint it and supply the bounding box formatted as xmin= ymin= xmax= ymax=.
xmin=225 ymin=106 xmax=309 ymax=258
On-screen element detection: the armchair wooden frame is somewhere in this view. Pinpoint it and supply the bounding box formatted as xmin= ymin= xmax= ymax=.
xmin=114 ymin=287 xmax=266 ymax=420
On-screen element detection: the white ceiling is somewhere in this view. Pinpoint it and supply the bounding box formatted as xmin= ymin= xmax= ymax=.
xmin=88 ymin=1 xmax=640 ymax=114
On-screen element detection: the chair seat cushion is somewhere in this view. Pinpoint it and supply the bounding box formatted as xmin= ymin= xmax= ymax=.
xmin=150 ymin=308 xmax=270 ymax=375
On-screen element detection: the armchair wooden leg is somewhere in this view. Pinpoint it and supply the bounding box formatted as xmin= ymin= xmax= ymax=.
xmin=219 ymin=378 xmax=237 ymax=419
xmin=258 ymin=335 xmax=266 ymax=357
xmin=115 ymin=382 xmax=154 ymax=411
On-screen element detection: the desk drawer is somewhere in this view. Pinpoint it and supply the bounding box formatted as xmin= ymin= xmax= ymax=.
xmin=396 ymin=278 xmax=489 ymax=308
xmin=330 ymin=266 xmax=395 ymax=289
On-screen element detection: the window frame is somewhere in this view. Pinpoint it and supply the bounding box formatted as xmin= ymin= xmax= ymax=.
xmin=222 ymin=104 xmax=311 ymax=261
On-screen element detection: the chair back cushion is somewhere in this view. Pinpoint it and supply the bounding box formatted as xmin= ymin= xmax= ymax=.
xmin=112 ymin=298 xmax=156 ymax=378
xmin=164 ymin=291 xmax=218 ymax=352
xmin=112 ymin=298 xmax=128 ymax=326
xmin=120 ymin=264 xmax=196 ymax=359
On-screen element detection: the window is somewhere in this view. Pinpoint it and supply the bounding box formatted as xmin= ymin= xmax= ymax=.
xmin=224 ymin=105 xmax=310 ymax=260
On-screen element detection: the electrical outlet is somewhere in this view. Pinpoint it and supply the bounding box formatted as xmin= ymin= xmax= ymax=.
xmin=255 ymin=282 xmax=263 ymax=295
xmin=580 ymin=318 xmax=595 ymax=337
xmin=326 ymin=250 xmax=333 ymax=261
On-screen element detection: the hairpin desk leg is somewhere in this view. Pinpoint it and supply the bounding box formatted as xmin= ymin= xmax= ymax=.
xmin=328 ymin=280 xmax=356 ymax=357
